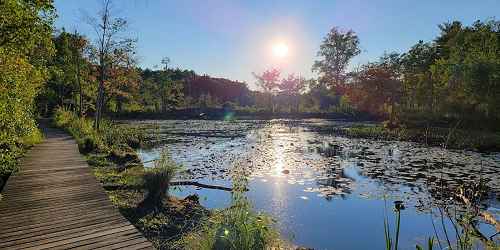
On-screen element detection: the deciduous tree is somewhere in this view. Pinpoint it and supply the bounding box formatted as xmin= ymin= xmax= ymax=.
xmin=86 ymin=0 xmax=135 ymax=129
xmin=312 ymin=27 xmax=360 ymax=88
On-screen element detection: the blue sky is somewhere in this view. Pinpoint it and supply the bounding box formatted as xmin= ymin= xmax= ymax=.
xmin=55 ymin=0 xmax=499 ymax=89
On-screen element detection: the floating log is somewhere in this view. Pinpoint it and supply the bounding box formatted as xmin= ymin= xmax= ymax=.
xmin=171 ymin=181 xmax=233 ymax=191
xmin=103 ymin=180 xmax=235 ymax=192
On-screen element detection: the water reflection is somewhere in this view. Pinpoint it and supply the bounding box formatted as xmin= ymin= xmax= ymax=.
xmin=134 ymin=119 xmax=500 ymax=249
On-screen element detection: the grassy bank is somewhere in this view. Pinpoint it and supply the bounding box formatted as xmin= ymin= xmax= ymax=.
xmin=53 ymin=108 xmax=283 ymax=250
xmin=331 ymin=124 xmax=500 ymax=152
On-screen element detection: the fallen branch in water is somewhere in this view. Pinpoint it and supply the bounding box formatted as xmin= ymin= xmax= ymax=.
xmin=456 ymin=190 xmax=500 ymax=232
xmin=171 ymin=181 xmax=234 ymax=191
xmin=456 ymin=189 xmax=500 ymax=241
xmin=103 ymin=181 xmax=235 ymax=192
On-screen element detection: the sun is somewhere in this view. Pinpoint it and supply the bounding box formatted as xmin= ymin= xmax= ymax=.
xmin=272 ymin=42 xmax=289 ymax=58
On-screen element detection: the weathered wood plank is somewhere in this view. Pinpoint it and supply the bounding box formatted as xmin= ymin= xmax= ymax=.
xmin=51 ymin=229 xmax=142 ymax=250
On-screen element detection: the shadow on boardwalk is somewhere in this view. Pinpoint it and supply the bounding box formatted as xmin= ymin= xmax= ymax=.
xmin=0 ymin=126 xmax=154 ymax=249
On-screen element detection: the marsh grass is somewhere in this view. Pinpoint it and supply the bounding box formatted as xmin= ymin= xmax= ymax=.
xmin=180 ymin=170 xmax=282 ymax=250
xmin=141 ymin=149 xmax=182 ymax=209
xmin=382 ymin=125 xmax=500 ymax=250
xmin=416 ymin=238 xmax=435 ymax=250
xmin=53 ymin=107 xmax=144 ymax=154
xmin=342 ymin=124 xmax=500 ymax=152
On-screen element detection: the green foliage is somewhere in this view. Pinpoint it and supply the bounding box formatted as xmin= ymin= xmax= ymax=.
xmin=53 ymin=108 xmax=104 ymax=153
xmin=182 ymin=173 xmax=281 ymax=250
xmin=138 ymin=213 xmax=172 ymax=232
xmin=38 ymin=30 xmax=92 ymax=116
xmin=344 ymin=124 xmax=500 ymax=151
xmin=54 ymin=108 xmax=145 ymax=188
xmin=337 ymin=19 xmax=500 ymax=132
xmin=313 ymin=27 xmax=361 ymax=87
xmin=53 ymin=108 xmax=144 ymax=154
xmin=0 ymin=0 xmax=55 ymax=175
xmin=141 ymin=66 xmax=185 ymax=113
xmin=142 ymin=149 xmax=181 ymax=208
xmin=0 ymin=0 xmax=56 ymax=57
xmin=428 ymin=20 xmax=500 ymax=120
xmin=0 ymin=45 xmax=45 ymax=175
xmin=85 ymin=0 xmax=138 ymax=129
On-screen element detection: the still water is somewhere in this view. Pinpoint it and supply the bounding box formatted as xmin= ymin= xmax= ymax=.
xmin=133 ymin=119 xmax=500 ymax=250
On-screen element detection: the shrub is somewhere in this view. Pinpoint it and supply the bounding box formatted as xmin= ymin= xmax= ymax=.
xmin=54 ymin=108 xmax=104 ymax=153
xmin=54 ymin=107 xmax=144 ymax=153
xmin=0 ymin=48 xmax=46 ymax=176
xmin=142 ymin=149 xmax=181 ymax=208
xmin=78 ymin=136 xmax=98 ymax=154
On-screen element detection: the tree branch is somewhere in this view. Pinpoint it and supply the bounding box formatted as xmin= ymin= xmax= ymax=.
xmin=102 ymin=180 xmax=237 ymax=192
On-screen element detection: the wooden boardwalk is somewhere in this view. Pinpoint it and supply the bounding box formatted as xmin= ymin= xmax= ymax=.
xmin=0 ymin=127 xmax=154 ymax=249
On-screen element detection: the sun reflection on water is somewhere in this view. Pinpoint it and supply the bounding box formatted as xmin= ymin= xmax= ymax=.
xmin=272 ymin=138 xmax=286 ymax=177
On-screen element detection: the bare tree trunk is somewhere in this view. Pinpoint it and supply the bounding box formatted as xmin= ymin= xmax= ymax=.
xmin=78 ymin=81 xmax=83 ymax=116
xmin=94 ymin=1 xmax=109 ymax=130
xmin=76 ymin=56 xmax=83 ymax=117
xmin=161 ymin=94 xmax=166 ymax=113
xmin=73 ymin=40 xmax=83 ymax=117
xmin=73 ymin=90 xmax=78 ymax=112
xmin=95 ymin=59 xmax=105 ymax=129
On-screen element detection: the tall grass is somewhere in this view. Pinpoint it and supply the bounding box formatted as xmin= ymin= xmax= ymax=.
xmin=141 ymin=149 xmax=181 ymax=209
xmin=182 ymin=170 xmax=281 ymax=250
xmin=344 ymin=124 xmax=500 ymax=151
xmin=416 ymin=238 xmax=435 ymax=250
xmin=53 ymin=107 xmax=144 ymax=154
xmin=53 ymin=107 xmax=104 ymax=153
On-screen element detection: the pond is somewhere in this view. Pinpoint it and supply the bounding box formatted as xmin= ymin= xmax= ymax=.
xmin=132 ymin=119 xmax=500 ymax=250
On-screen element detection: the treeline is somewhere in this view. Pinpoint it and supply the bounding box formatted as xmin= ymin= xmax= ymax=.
xmin=36 ymin=33 xmax=352 ymax=117
xmin=330 ymin=21 xmax=500 ymax=130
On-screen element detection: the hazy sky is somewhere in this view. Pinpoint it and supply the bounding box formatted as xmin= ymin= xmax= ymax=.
xmin=55 ymin=0 xmax=499 ymax=89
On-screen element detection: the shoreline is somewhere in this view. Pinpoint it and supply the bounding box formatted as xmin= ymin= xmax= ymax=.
xmin=114 ymin=113 xmax=500 ymax=153
xmin=106 ymin=109 xmax=375 ymax=121
xmin=330 ymin=125 xmax=500 ymax=153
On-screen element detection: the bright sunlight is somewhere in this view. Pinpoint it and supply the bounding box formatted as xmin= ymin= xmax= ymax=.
xmin=272 ymin=42 xmax=289 ymax=58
